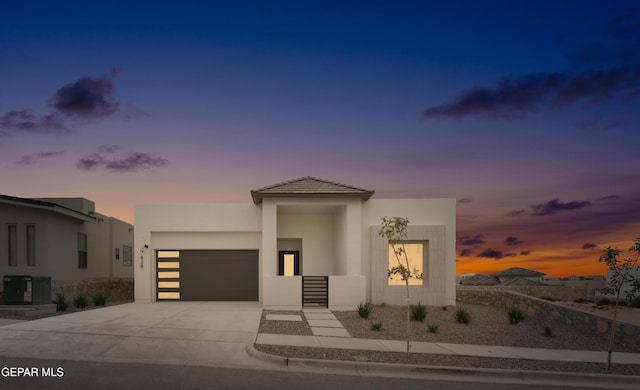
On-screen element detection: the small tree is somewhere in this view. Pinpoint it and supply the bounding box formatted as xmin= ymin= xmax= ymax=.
xmin=378 ymin=217 xmax=423 ymax=354
xmin=598 ymin=236 xmax=640 ymax=372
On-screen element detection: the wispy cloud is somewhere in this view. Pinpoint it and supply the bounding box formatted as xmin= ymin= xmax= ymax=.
xmin=423 ymin=15 xmax=640 ymax=120
xmin=458 ymin=233 xmax=486 ymax=246
xmin=16 ymin=151 xmax=63 ymax=165
xmin=582 ymin=243 xmax=598 ymax=249
xmin=423 ymin=67 xmax=640 ymax=120
xmin=504 ymin=236 xmax=523 ymax=246
xmin=460 ymin=248 xmax=474 ymax=257
xmin=457 ymin=198 xmax=472 ymax=205
xmin=0 ymin=110 xmax=69 ymax=134
xmin=50 ymin=69 xmax=119 ymax=118
xmin=530 ymin=198 xmax=592 ymax=216
xmin=77 ymin=146 xmax=168 ymax=173
xmin=476 ymin=248 xmax=516 ymax=260
xmin=0 ymin=68 xmax=122 ymax=136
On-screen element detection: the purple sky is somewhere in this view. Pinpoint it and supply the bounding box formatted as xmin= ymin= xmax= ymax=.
xmin=2 ymin=0 xmax=639 ymax=276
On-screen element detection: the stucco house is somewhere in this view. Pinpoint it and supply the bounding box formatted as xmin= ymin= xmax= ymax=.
xmin=1 ymin=195 xmax=134 ymax=297
xmin=491 ymin=267 xmax=545 ymax=284
xmin=134 ymin=177 xmax=456 ymax=310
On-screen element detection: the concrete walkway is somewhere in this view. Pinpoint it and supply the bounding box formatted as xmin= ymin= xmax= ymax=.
xmin=255 ymin=332 xmax=640 ymax=364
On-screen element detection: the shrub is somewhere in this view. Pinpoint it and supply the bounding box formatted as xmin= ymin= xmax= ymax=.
xmin=454 ymin=307 xmax=471 ymax=324
xmin=427 ymin=324 xmax=439 ymax=334
xmin=597 ymin=297 xmax=612 ymax=306
xmin=371 ymin=322 xmax=383 ymax=331
xmin=542 ymin=326 xmax=554 ymax=337
xmin=73 ymin=293 xmax=89 ymax=309
xmin=53 ymin=293 xmax=68 ymax=312
xmin=630 ymin=296 xmax=640 ymax=308
xmin=356 ymin=302 xmax=372 ymax=318
xmin=508 ymin=307 xmax=524 ymax=324
xmin=441 ymin=306 xmax=448 ymax=311
xmin=410 ymin=302 xmax=427 ymax=322
xmin=573 ymin=298 xmax=588 ymax=304
xmin=93 ymin=292 xmax=107 ymax=306
xmin=379 ymin=302 xmax=388 ymax=308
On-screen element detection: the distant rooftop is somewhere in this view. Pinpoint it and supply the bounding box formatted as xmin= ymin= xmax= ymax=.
xmin=491 ymin=267 xmax=545 ymax=278
xmin=250 ymin=176 xmax=374 ymax=204
xmin=0 ymin=194 xmax=95 ymax=222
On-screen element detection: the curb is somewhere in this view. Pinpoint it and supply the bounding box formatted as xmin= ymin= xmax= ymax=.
xmin=251 ymin=344 xmax=640 ymax=388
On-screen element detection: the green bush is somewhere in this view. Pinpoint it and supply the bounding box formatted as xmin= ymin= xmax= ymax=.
xmin=454 ymin=307 xmax=471 ymax=324
xmin=73 ymin=293 xmax=89 ymax=309
xmin=427 ymin=324 xmax=439 ymax=334
xmin=93 ymin=292 xmax=107 ymax=306
xmin=53 ymin=293 xmax=68 ymax=312
xmin=410 ymin=302 xmax=427 ymax=322
xmin=508 ymin=307 xmax=524 ymax=324
xmin=356 ymin=302 xmax=372 ymax=318
xmin=441 ymin=306 xmax=449 ymax=311
xmin=542 ymin=326 xmax=554 ymax=337
xmin=370 ymin=322 xmax=383 ymax=331
xmin=379 ymin=302 xmax=388 ymax=308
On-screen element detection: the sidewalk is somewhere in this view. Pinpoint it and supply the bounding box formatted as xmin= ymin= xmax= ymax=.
xmin=255 ymin=333 xmax=640 ymax=365
xmin=259 ymin=307 xmax=640 ymax=365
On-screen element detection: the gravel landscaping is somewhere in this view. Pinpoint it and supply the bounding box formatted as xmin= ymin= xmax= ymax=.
xmin=256 ymin=303 xmax=640 ymax=376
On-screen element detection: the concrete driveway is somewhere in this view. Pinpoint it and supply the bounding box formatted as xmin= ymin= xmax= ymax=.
xmin=0 ymin=302 xmax=273 ymax=369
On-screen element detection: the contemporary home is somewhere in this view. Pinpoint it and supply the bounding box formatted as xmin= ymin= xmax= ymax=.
xmin=134 ymin=177 xmax=456 ymax=310
xmin=0 ymin=195 xmax=134 ymax=295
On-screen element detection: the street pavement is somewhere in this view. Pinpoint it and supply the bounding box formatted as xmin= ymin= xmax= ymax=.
xmin=0 ymin=302 xmax=639 ymax=388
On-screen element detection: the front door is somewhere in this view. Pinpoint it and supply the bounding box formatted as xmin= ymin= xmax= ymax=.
xmin=278 ymin=251 xmax=300 ymax=276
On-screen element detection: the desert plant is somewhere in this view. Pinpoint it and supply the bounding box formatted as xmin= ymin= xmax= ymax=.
xmin=53 ymin=293 xmax=68 ymax=312
xmin=73 ymin=293 xmax=88 ymax=309
xmin=371 ymin=322 xmax=384 ymax=331
xmin=427 ymin=324 xmax=439 ymax=334
xmin=599 ymin=237 xmax=640 ymax=372
xmin=410 ymin=302 xmax=427 ymax=322
xmin=454 ymin=307 xmax=471 ymax=324
xmin=508 ymin=307 xmax=524 ymax=324
xmin=542 ymin=326 xmax=554 ymax=337
xmin=93 ymin=292 xmax=107 ymax=306
xmin=441 ymin=306 xmax=448 ymax=311
xmin=379 ymin=216 xmax=423 ymax=354
xmin=356 ymin=302 xmax=372 ymax=318
xmin=379 ymin=302 xmax=388 ymax=308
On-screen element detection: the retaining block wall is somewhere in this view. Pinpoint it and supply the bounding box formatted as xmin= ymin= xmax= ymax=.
xmin=457 ymin=287 xmax=640 ymax=350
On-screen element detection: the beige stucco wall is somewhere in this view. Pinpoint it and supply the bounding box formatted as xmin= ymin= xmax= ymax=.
xmin=278 ymin=212 xmax=335 ymax=275
xmin=133 ymin=203 xmax=262 ymax=303
xmin=362 ymin=199 xmax=456 ymax=306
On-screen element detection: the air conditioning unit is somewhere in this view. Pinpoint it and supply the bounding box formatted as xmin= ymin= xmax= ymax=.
xmin=3 ymin=275 xmax=52 ymax=305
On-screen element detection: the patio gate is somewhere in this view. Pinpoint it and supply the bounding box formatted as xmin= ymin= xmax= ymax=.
xmin=302 ymin=276 xmax=328 ymax=307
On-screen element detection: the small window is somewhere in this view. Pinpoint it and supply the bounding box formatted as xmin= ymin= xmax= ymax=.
xmin=78 ymin=233 xmax=88 ymax=269
xmin=26 ymin=224 xmax=36 ymax=266
xmin=388 ymin=243 xmax=424 ymax=286
xmin=7 ymin=224 xmax=17 ymax=266
xmin=123 ymin=245 xmax=132 ymax=266
xmin=115 ymin=247 xmax=120 ymax=260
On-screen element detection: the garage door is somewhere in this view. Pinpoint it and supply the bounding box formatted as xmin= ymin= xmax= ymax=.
xmin=156 ymin=250 xmax=258 ymax=301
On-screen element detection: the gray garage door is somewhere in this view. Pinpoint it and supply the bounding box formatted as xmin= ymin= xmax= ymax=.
xmin=157 ymin=250 xmax=258 ymax=301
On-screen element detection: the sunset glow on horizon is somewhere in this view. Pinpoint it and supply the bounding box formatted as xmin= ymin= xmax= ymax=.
xmin=2 ymin=1 xmax=639 ymax=278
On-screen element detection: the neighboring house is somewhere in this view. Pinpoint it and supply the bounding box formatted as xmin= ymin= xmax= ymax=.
xmin=459 ymin=274 xmax=500 ymax=286
xmin=0 ymin=195 xmax=134 ymax=293
xmin=134 ymin=176 xmax=456 ymax=310
xmin=491 ymin=267 xmax=545 ymax=284
xmin=543 ymin=275 xmax=606 ymax=297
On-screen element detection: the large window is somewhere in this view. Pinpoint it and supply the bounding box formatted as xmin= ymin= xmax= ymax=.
xmin=123 ymin=245 xmax=132 ymax=266
xmin=388 ymin=243 xmax=424 ymax=286
xmin=7 ymin=224 xmax=17 ymax=266
xmin=26 ymin=224 xmax=36 ymax=266
xmin=78 ymin=233 xmax=88 ymax=269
